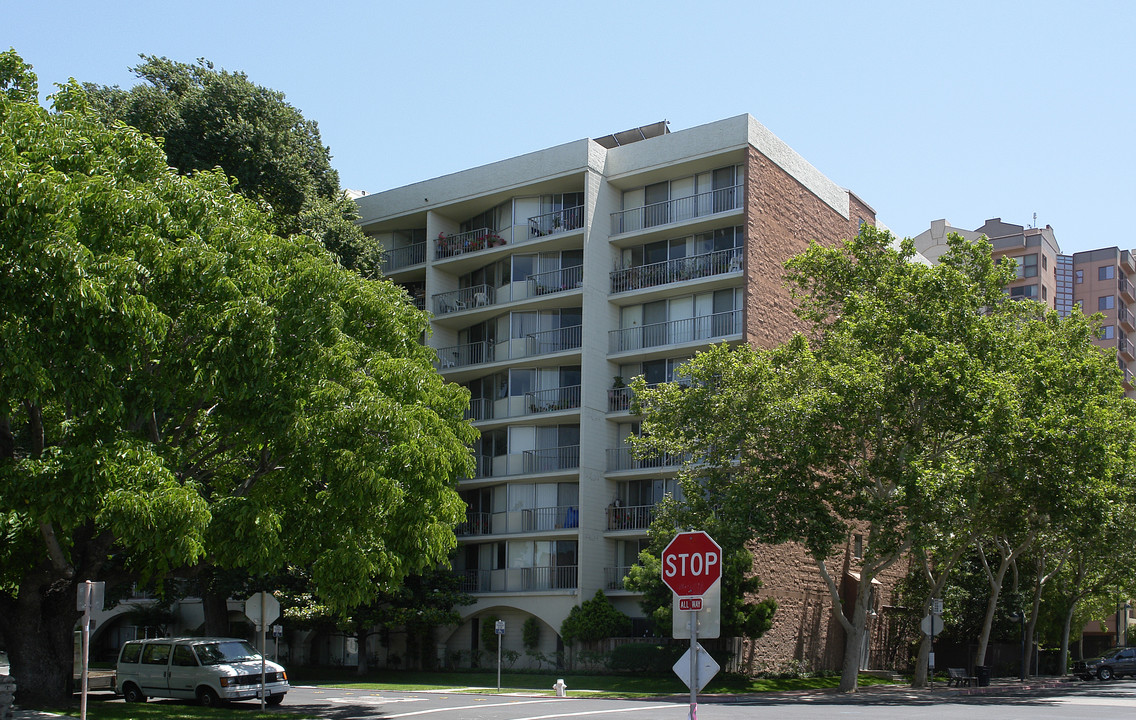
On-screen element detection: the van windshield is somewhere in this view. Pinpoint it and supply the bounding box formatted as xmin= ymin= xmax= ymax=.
xmin=193 ymin=640 xmax=262 ymax=665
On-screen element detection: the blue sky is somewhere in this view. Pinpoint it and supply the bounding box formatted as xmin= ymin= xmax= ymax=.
xmin=5 ymin=1 xmax=1134 ymax=253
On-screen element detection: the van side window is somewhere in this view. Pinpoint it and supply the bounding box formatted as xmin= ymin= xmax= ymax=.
xmin=172 ymin=645 xmax=198 ymax=667
xmin=142 ymin=643 xmax=172 ymax=665
xmin=120 ymin=644 xmax=142 ymax=663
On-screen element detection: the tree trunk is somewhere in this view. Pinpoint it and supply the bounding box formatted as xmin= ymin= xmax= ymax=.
xmin=1060 ymin=598 xmax=1079 ymax=676
xmin=3 ymin=575 xmax=80 ymax=706
xmin=913 ymin=633 xmax=932 ymax=687
xmin=201 ymin=590 xmax=230 ymax=637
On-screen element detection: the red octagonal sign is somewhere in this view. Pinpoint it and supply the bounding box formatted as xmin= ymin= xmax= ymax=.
xmin=661 ymin=530 xmax=722 ymax=597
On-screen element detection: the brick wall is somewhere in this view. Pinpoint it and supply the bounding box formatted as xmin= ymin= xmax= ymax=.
xmin=731 ymin=146 xmax=904 ymax=673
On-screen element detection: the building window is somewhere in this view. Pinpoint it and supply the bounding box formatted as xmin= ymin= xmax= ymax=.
xmin=1100 ymin=295 xmax=1115 ymax=311
xmin=1010 ymin=285 xmax=1038 ymax=300
xmin=1042 ymin=286 xmax=1048 ymax=301
xmin=1016 ymin=254 xmax=1038 ymax=279
xmin=853 ymin=534 xmax=863 ymax=559
xmin=1100 ymin=265 xmax=1116 ymax=281
xmin=1042 ymin=255 xmax=1047 ymax=270
xmin=1103 ymin=325 xmax=1116 ymax=339
xmin=1076 ymin=270 xmax=1083 ymax=284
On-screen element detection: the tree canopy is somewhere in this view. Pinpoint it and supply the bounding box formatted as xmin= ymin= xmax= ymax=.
xmin=83 ymin=55 xmax=379 ymax=273
xmin=633 ymin=225 xmax=1135 ymax=691
xmin=0 ymin=50 xmax=474 ymax=704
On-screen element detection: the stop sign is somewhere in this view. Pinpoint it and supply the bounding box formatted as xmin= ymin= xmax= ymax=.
xmin=661 ymin=531 xmax=722 ymax=597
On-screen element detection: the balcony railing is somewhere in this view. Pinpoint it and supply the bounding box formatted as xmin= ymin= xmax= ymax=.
xmin=435 ymin=228 xmax=506 ymax=260
xmin=524 ymin=385 xmax=581 ymax=415
xmin=437 ymin=326 xmax=582 ymax=370
xmin=606 ymin=503 xmax=655 ymax=531
xmin=433 ymin=284 xmax=496 ymax=315
xmin=1121 ymin=275 xmax=1135 ymax=303
xmin=528 ymin=265 xmax=584 ymax=296
xmin=606 ymin=446 xmax=689 ymax=472
xmin=609 ymin=310 xmax=741 ymax=354
xmin=457 ymin=565 xmax=579 ymax=593
xmin=611 ymin=248 xmax=742 ymax=294
xmin=381 ymin=242 xmax=426 ymax=273
xmin=1120 ymin=338 xmax=1135 ymax=361
xmin=528 ymin=205 xmax=584 ymax=239
xmin=456 ymin=506 xmax=579 ymax=535
xmin=523 ymin=445 xmax=581 ymax=473
xmin=466 ymin=398 xmax=493 ymax=422
xmin=604 ymin=566 xmax=636 ymax=591
xmin=611 ymin=184 xmax=743 ymax=235
xmin=608 ymin=382 xmax=664 ymax=412
xmin=456 ymin=511 xmax=493 ymax=537
xmin=1121 ymin=305 xmax=1135 ymax=331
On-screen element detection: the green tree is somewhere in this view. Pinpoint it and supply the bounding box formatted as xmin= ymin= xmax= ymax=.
xmin=0 ymin=52 xmax=475 ymax=705
xmin=559 ymin=590 xmax=632 ymax=646
xmin=633 ymin=226 xmax=1135 ymax=691
xmin=83 ymin=55 xmax=378 ymax=273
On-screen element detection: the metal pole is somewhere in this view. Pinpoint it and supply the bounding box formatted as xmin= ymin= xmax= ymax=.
xmin=689 ymin=609 xmax=697 ymax=720
xmin=260 ymin=593 xmax=267 ymax=710
xmin=497 ymin=637 xmax=502 ymax=692
xmin=80 ymin=581 xmax=91 ymax=720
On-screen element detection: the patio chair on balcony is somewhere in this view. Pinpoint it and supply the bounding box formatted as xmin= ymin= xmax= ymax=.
xmin=473 ymin=291 xmax=488 ymax=307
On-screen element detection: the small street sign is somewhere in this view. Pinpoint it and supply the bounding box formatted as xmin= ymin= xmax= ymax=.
xmin=931 ymin=598 xmax=944 ymax=614
xmin=494 ymin=620 xmax=506 ymax=635
xmin=920 ymin=613 xmax=942 ymax=637
xmin=679 ymin=598 xmax=703 ymax=611
xmin=672 ymin=580 xmax=721 ymax=639
xmin=673 ymin=642 xmax=720 ymax=692
xmin=76 ymin=581 xmax=105 ymax=612
xmin=661 ymin=531 xmax=723 ymax=597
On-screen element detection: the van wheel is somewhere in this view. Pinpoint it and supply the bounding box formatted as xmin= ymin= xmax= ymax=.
xmin=122 ymin=683 xmax=146 ymax=703
xmin=197 ymin=686 xmax=222 ymax=707
xmin=266 ymin=694 xmax=284 ymax=706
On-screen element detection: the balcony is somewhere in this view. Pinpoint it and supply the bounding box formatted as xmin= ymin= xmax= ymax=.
xmin=1120 ymin=338 xmax=1135 ymax=361
xmin=604 ymin=566 xmax=635 ymax=591
xmin=606 ymin=446 xmax=689 ymax=473
xmin=608 ymin=382 xmax=667 ymax=413
xmin=609 ymin=310 xmax=741 ymax=354
xmin=381 ymin=242 xmax=426 ymax=274
xmin=457 ymin=565 xmax=578 ymax=593
xmin=523 ymin=445 xmax=581 ymax=474
xmin=528 ymin=265 xmax=584 ymax=296
xmin=1121 ymin=275 xmax=1136 ymax=304
xmin=606 ymin=503 xmax=656 ymax=531
xmin=468 ymin=446 xmax=581 ymax=479
xmin=611 ymin=248 xmax=741 ymax=294
xmin=528 ymin=205 xmax=584 ymax=239
xmin=434 ymin=284 xmax=495 ymax=315
xmin=455 ymin=505 xmax=579 ymax=536
xmin=611 ymin=184 xmax=742 ymax=236
xmin=1121 ymin=305 xmax=1135 ymax=332
xmin=524 ymin=385 xmax=581 ymax=415
xmin=436 ymin=325 xmax=582 ymax=370
xmin=434 ymin=228 xmax=506 ymax=260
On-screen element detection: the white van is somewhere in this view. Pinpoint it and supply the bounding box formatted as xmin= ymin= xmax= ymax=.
xmin=116 ymin=637 xmax=288 ymax=706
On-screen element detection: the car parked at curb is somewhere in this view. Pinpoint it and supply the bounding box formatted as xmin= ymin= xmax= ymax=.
xmin=116 ymin=637 xmax=288 ymax=706
xmin=1072 ymin=647 xmax=1136 ymax=680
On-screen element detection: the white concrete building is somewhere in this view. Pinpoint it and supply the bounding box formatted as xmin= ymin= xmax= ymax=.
xmin=356 ymin=114 xmax=879 ymax=669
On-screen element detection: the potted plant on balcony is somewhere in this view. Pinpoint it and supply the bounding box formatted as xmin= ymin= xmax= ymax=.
xmin=610 ymin=376 xmax=629 ymax=411
xmin=486 ymin=233 xmax=505 ymax=247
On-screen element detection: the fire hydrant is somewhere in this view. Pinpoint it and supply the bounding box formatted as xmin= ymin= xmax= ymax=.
xmin=554 ymin=678 xmax=567 ymax=697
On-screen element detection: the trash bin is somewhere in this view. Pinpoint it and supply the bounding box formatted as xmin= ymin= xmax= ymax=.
xmin=975 ymin=665 xmax=991 ymax=687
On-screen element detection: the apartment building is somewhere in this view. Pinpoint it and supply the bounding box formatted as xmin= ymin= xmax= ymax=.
xmin=913 ymin=218 xmax=1136 ymax=397
xmin=355 ymin=115 xmax=888 ymax=671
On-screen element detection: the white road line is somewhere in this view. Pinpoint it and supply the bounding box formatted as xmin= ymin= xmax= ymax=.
xmin=509 ymin=704 xmax=683 ymax=720
xmin=385 ymin=698 xmax=559 ymax=717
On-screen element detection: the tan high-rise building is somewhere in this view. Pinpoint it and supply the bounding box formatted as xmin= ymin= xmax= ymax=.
xmin=914 ymin=218 xmax=1136 ymax=397
xmin=355 ymin=115 xmax=899 ymax=672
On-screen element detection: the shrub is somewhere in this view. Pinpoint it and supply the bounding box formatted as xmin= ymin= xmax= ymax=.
xmin=560 ymin=590 xmax=632 ymax=645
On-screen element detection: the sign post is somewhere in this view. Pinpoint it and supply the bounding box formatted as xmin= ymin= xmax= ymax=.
xmin=662 ymin=531 xmax=722 ymax=720
xmin=921 ymin=609 xmax=943 ymax=688
xmin=76 ymin=581 xmax=104 ymax=720
xmin=245 ymin=592 xmax=280 ymax=710
xmin=495 ymin=620 xmax=506 ymax=692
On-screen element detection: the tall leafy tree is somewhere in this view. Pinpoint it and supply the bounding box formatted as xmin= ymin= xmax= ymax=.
xmin=83 ymin=55 xmax=379 ymax=273
xmin=632 ymin=226 xmax=1135 ymax=691
xmin=0 ymin=52 xmax=475 ymax=705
